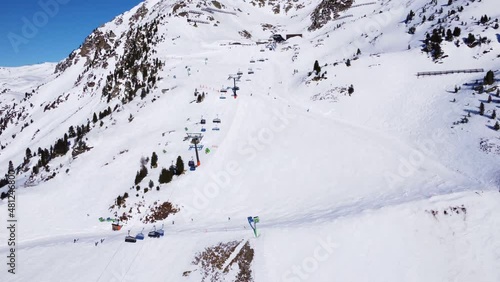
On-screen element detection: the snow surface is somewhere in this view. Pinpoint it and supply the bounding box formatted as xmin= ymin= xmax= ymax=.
xmin=0 ymin=0 xmax=499 ymax=281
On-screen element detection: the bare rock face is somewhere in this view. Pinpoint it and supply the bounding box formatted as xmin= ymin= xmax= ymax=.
xmin=309 ymin=0 xmax=353 ymax=31
xmin=55 ymin=4 xmax=148 ymax=75
xmin=54 ymin=51 xmax=76 ymax=73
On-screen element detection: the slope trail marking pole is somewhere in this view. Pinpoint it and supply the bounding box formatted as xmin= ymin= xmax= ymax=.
xmin=247 ymin=216 xmax=260 ymax=237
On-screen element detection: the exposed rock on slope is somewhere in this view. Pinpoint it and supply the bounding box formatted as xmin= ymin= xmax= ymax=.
xmin=309 ymin=0 xmax=353 ymax=31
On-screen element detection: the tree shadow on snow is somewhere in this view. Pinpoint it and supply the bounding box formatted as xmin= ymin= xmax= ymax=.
xmin=464 ymin=108 xmax=480 ymax=115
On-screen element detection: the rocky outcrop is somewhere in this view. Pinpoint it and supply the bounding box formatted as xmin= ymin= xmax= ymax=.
xmin=309 ymin=0 xmax=353 ymax=31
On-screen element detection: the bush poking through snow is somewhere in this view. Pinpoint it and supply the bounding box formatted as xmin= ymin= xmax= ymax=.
xmin=186 ymin=240 xmax=254 ymax=281
xmin=142 ymin=201 xmax=179 ymax=223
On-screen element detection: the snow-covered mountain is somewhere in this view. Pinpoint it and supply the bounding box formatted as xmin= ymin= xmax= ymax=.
xmin=1 ymin=0 xmax=499 ymax=281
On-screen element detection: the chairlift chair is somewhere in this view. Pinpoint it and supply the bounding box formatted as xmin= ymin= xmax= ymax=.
xmin=200 ymin=118 xmax=206 ymax=124
xmin=237 ymin=70 xmax=243 ymax=76
xmin=201 ymin=127 xmax=206 ymax=132
xmin=148 ymin=226 xmax=160 ymax=238
xmin=212 ymin=127 xmax=220 ymax=131
xmin=157 ymin=224 xmax=165 ymax=237
xmin=125 ymin=231 xmax=137 ymax=243
xmin=112 ymin=221 xmax=122 ymax=231
xmin=188 ymin=160 xmax=195 ymax=167
xmin=135 ymin=228 xmax=145 ymax=240
xmin=213 ymin=118 xmax=221 ymax=123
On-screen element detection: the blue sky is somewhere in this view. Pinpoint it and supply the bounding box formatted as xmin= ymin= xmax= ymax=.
xmin=0 ymin=0 xmax=143 ymax=67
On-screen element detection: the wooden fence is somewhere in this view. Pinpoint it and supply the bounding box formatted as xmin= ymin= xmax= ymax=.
xmin=416 ymin=69 xmax=484 ymax=77
xmin=351 ymin=2 xmax=377 ymax=8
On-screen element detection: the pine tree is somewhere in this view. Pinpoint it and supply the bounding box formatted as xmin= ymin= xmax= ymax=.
xmin=488 ymin=95 xmax=492 ymax=103
xmin=158 ymin=168 xmax=173 ymax=184
xmin=452 ymin=27 xmax=461 ymax=37
xmin=8 ymin=161 xmax=14 ymax=173
xmin=430 ymin=29 xmax=443 ymax=44
xmin=116 ymin=195 xmax=123 ymax=206
xmin=348 ymin=85 xmax=354 ymax=96
xmin=151 ymin=152 xmax=158 ymax=168
xmin=484 ymin=70 xmax=494 ymax=85
xmin=466 ymin=33 xmax=475 ymax=44
xmin=68 ymin=126 xmax=76 ymax=138
xmin=479 ymin=102 xmax=485 ymax=115
xmin=25 ymin=148 xmax=32 ymax=159
xmin=134 ymin=165 xmax=148 ymax=185
xmin=492 ymin=110 xmax=497 ymax=120
xmin=432 ymin=44 xmax=443 ymax=60
xmin=346 ymin=59 xmax=351 ymax=67
xmin=93 ymin=113 xmax=98 ymax=123
xmin=176 ymin=156 xmax=184 ymax=175
xmin=405 ymin=10 xmax=415 ymax=23
xmin=480 ymin=15 xmax=489 ymax=24
xmin=494 ymin=121 xmax=500 ymax=131
xmin=313 ymin=60 xmax=321 ymax=75
xmin=159 ymin=169 xmax=166 ymax=183
xmin=149 ymin=180 xmax=154 ymax=188
xmin=445 ymin=29 xmax=453 ymax=41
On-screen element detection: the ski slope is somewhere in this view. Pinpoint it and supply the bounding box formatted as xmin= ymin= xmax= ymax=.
xmin=1 ymin=0 xmax=499 ymax=281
